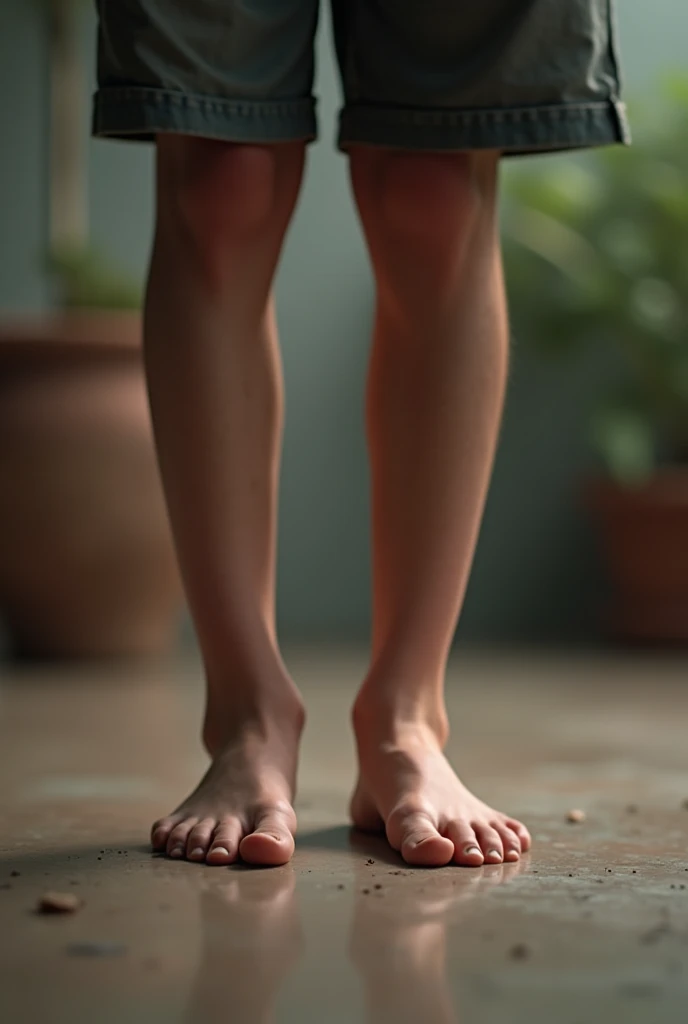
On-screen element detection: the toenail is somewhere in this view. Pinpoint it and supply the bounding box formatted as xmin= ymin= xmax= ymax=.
xmin=170 ymin=847 xmax=183 ymax=857
xmin=488 ymin=849 xmax=502 ymax=860
xmin=210 ymin=846 xmax=229 ymax=857
xmin=465 ymin=845 xmax=482 ymax=856
xmin=506 ymin=848 xmax=520 ymax=859
xmin=190 ymin=848 xmax=204 ymax=859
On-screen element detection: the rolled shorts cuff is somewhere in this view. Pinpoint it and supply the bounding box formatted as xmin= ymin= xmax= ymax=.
xmin=92 ymin=87 xmax=318 ymax=144
xmin=337 ymin=99 xmax=631 ymax=155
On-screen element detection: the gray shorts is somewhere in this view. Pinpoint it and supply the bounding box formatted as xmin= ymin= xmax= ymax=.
xmin=92 ymin=0 xmax=630 ymax=155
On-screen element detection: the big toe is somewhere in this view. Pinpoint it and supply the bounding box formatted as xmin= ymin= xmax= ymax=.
xmin=392 ymin=810 xmax=454 ymax=867
xmin=239 ymin=810 xmax=296 ymax=866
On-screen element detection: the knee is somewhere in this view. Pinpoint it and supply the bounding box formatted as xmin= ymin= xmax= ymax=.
xmin=355 ymin=150 xmax=496 ymax=255
xmin=156 ymin=137 xmax=299 ymax=266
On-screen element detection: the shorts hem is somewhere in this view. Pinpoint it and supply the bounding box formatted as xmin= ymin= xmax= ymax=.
xmin=337 ymin=100 xmax=631 ymax=155
xmin=92 ymin=87 xmax=318 ymax=144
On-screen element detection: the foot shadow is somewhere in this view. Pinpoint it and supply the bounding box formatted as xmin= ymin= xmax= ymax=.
xmin=296 ymin=826 xmax=404 ymax=866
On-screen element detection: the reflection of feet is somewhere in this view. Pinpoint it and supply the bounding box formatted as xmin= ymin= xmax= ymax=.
xmin=351 ymin=710 xmax=531 ymax=867
xmin=185 ymin=869 xmax=302 ymax=1024
xmin=350 ymin=865 xmax=520 ymax=1024
xmin=152 ymin=686 xmax=305 ymax=865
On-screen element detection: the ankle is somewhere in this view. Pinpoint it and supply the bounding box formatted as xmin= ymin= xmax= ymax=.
xmin=352 ymin=687 xmax=450 ymax=750
xmin=202 ymin=669 xmax=305 ymax=757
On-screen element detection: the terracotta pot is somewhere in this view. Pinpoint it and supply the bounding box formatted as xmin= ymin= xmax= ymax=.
xmin=0 ymin=311 xmax=183 ymax=659
xmin=585 ymin=470 xmax=688 ymax=644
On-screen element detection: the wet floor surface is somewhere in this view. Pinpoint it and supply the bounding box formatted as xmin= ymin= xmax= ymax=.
xmin=1 ymin=646 xmax=688 ymax=1023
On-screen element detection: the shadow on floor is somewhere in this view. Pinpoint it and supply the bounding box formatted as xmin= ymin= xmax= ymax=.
xmin=296 ymin=825 xmax=403 ymax=865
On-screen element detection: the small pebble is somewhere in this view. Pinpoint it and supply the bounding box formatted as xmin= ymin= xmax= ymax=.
xmin=374 ymin=884 xmax=382 ymax=890
xmin=566 ymin=809 xmax=586 ymax=824
xmin=607 ymin=869 xmax=613 ymax=873
xmin=37 ymin=892 xmax=82 ymax=914
xmin=509 ymin=943 xmax=530 ymax=960
xmin=568 ymin=874 xmax=573 ymax=877
xmin=97 ymin=857 xmax=102 ymax=861
xmin=632 ymin=870 xmax=637 ymax=874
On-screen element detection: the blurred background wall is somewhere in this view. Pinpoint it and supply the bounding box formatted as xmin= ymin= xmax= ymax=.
xmin=1 ymin=0 xmax=686 ymax=648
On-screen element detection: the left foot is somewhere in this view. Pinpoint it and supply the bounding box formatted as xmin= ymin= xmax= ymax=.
xmin=350 ymin=706 xmax=531 ymax=868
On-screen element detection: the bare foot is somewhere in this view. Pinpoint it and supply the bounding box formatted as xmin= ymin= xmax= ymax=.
xmin=151 ymin=692 xmax=304 ymax=867
xmin=350 ymin=707 xmax=531 ymax=868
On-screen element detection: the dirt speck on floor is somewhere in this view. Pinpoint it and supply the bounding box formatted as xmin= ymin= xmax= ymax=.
xmin=366 ymin=859 xmax=375 ymax=865
xmin=618 ymin=981 xmax=661 ymax=999
xmin=374 ymin=883 xmax=382 ymax=890
xmin=362 ymin=888 xmax=370 ymax=895
xmin=10 ymin=871 xmax=20 ymax=877
xmin=566 ymin=809 xmax=586 ymax=823
xmin=37 ymin=892 xmax=82 ymax=914
xmin=509 ymin=943 xmax=530 ymax=960
xmin=337 ymin=884 xmax=345 ymax=890
xmin=640 ymin=922 xmax=672 ymax=946
xmin=67 ymin=942 xmax=126 ymax=957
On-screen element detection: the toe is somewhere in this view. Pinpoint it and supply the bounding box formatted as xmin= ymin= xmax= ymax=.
xmin=151 ymin=815 xmax=181 ymax=852
xmin=207 ymin=819 xmax=242 ymax=865
xmin=444 ymin=820 xmax=485 ymax=867
xmin=388 ymin=808 xmax=454 ymax=867
xmin=166 ymin=819 xmax=198 ymax=859
xmin=473 ymin=823 xmax=504 ymax=864
xmin=185 ymin=818 xmax=217 ymax=862
xmin=240 ymin=807 xmax=296 ymax=867
xmin=506 ymin=818 xmax=532 ymax=853
xmin=495 ymin=823 xmax=522 ymax=862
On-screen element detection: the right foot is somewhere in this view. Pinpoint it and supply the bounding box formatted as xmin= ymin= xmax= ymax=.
xmin=151 ymin=693 xmax=305 ymax=867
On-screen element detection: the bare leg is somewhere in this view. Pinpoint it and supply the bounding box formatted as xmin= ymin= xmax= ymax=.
xmin=348 ymin=148 xmax=531 ymax=867
xmin=147 ymin=137 xmax=306 ymax=866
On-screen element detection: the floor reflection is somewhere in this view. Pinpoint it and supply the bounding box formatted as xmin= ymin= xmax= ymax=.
xmin=349 ymin=861 xmax=524 ymax=1024
xmin=184 ymin=867 xmax=302 ymax=1024
xmin=184 ymin=847 xmax=523 ymax=1024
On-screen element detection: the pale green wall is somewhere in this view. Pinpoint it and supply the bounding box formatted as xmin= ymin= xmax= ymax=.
xmin=1 ymin=1 xmax=686 ymax=645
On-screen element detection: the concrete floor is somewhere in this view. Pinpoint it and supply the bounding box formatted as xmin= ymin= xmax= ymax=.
xmin=1 ymin=646 xmax=688 ymax=1024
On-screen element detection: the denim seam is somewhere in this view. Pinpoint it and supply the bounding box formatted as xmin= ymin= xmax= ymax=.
xmin=94 ymin=87 xmax=316 ymax=120
xmin=339 ymin=100 xmax=629 ymax=127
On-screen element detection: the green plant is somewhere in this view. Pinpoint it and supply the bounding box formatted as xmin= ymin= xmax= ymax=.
xmin=502 ymin=76 xmax=688 ymax=484
xmin=47 ymin=245 xmax=143 ymax=310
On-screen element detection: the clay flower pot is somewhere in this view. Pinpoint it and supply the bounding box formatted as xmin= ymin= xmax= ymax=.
xmin=0 ymin=311 xmax=184 ymax=659
xmin=585 ymin=470 xmax=688 ymax=644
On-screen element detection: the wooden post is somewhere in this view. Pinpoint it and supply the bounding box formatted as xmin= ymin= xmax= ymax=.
xmin=47 ymin=0 xmax=87 ymax=251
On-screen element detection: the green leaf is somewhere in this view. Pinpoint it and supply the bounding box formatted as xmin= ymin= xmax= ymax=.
xmin=589 ymin=408 xmax=655 ymax=485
